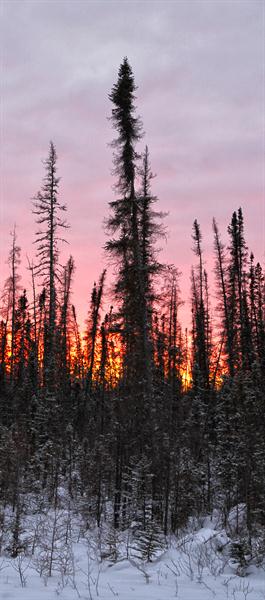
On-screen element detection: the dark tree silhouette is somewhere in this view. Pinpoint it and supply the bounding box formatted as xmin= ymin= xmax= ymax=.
xmin=33 ymin=141 xmax=68 ymax=391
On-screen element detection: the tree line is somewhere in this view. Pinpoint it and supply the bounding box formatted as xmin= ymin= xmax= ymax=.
xmin=0 ymin=58 xmax=264 ymax=561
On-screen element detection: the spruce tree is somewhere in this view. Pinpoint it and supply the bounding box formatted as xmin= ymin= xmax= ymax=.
xmin=106 ymin=59 xmax=163 ymax=431
xmin=106 ymin=57 xmax=144 ymax=388
xmin=3 ymin=228 xmax=21 ymax=384
xmin=33 ymin=142 xmax=68 ymax=391
xmin=106 ymin=59 xmax=165 ymax=527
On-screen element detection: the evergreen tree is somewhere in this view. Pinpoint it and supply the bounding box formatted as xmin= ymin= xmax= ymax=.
xmin=3 ymin=228 xmax=21 ymax=384
xmin=106 ymin=58 xmax=144 ymax=387
xmin=106 ymin=59 xmax=163 ymax=440
xmin=191 ymin=220 xmax=211 ymax=390
xmin=227 ymin=208 xmax=249 ymax=371
xmin=85 ymin=269 xmax=106 ymax=393
xmin=58 ymin=255 xmax=75 ymax=391
xmin=33 ymin=142 xmax=68 ymax=391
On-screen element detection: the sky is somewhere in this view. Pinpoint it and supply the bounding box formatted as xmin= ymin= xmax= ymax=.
xmin=0 ymin=0 xmax=264 ymax=331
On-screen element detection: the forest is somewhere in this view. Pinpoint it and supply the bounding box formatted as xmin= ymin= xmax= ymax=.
xmin=0 ymin=58 xmax=264 ymax=596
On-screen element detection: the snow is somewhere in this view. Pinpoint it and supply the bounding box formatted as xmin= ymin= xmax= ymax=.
xmin=0 ymin=520 xmax=264 ymax=600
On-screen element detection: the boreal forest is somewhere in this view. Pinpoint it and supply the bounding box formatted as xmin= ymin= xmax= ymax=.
xmin=0 ymin=58 xmax=264 ymax=599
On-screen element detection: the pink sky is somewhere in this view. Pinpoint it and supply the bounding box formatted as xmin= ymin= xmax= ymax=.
xmin=1 ymin=0 xmax=264 ymax=332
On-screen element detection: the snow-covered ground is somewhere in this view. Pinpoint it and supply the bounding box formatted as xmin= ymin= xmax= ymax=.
xmin=0 ymin=512 xmax=264 ymax=600
xmin=0 ymin=555 xmax=264 ymax=600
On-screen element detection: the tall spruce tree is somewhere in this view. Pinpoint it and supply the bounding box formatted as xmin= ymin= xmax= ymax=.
xmin=4 ymin=228 xmax=21 ymax=385
xmin=58 ymin=255 xmax=75 ymax=392
xmin=227 ymin=208 xmax=249 ymax=371
xmin=106 ymin=58 xmax=164 ymax=528
xmin=213 ymin=218 xmax=234 ymax=376
xmin=85 ymin=269 xmax=106 ymax=393
xmin=106 ymin=58 xmax=144 ymax=386
xmin=106 ymin=59 xmax=163 ymax=400
xmin=191 ymin=220 xmax=210 ymax=389
xmin=33 ymin=142 xmax=68 ymax=391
